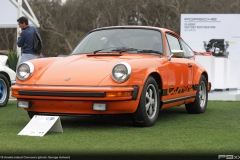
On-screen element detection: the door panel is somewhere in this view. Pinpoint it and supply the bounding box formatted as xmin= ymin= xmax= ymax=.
xmin=163 ymin=33 xmax=194 ymax=102
xmin=167 ymin=58 xmax=191 ymax=97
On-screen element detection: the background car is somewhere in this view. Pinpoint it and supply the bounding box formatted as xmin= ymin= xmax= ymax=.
xmin=11 ymin=26 xmax=211 ymax=127
xmin=0 ymin=55 xmax=16 ymax=107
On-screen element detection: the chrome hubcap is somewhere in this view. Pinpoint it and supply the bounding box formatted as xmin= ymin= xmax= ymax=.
xmin=145 ymin=84 xmax=157 ymax=119
xmin=199 ymin=81 xmax=206 ymax=108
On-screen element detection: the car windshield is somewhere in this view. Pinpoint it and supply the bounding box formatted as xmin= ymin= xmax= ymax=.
xmin=71 ymin=28 xmax=163 ymax=55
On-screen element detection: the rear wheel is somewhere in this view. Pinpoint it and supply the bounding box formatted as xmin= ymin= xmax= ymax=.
xmin=0 ymin=74 xmax=9 ymax=107
xmin=185 ymin=75 xmax=208 ymax=114
xmin=131 ymin=76 xmax=160 ymax=127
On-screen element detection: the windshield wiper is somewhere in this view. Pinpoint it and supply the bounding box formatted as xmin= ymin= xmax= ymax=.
xmin=93 ymin=47 xmax=117 ymax=54
xmin=93 ymin=47 xmax=163 ymax=55
xmin=137 ymin=49 xmax=163 ymax=55
xmin=111 ymin=47 xmax=138 ymax=53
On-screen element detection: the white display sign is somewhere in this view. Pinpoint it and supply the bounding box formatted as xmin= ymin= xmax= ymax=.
xmin=180 ymin=14 xmax=240 ymax=89
xmin=18 ymin=115 xmax=63 ymax=137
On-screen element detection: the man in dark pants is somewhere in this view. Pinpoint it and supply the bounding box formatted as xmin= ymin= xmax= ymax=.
xmin=17 ymin=16 xmax=40 ymax=63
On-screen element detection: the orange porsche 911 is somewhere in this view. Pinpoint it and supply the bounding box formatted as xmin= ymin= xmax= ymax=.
xmin=11 ymin=26 xmax=211 ymax=127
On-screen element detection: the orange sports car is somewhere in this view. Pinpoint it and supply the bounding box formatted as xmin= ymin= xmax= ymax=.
xmin=11 ymin=26 xmax=211 ymax=127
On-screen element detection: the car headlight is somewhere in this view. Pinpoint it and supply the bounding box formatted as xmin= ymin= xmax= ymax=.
xmin=16 ymin=61 xmax=34 ymax=81
xmin=112 ymin=62 xmax=131 ymax=83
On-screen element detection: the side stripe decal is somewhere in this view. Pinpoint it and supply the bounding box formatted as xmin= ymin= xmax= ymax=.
xmin=161 ymin=84 xmax=198 ymax=96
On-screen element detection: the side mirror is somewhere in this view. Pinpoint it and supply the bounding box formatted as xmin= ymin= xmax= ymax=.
xmin=168 ymin=50 xmax=184 ymax=61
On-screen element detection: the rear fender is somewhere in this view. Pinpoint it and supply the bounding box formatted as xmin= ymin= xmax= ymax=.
xmin=193 ymin=68 xmax=209 ymax=87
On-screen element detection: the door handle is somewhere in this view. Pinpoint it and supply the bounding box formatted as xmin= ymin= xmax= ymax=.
xmin=188 ymin=63 xmax=192 ymax=67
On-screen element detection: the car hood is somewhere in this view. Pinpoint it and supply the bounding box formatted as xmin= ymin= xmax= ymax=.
xmin=34 ymin=54 xmax=155 ymax=86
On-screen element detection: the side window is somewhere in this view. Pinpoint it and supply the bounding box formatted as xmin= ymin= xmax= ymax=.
xmin=166 ymin=34 xmax=181 ymax=52
xmin=180 ymin=41 xmax=195 ymax=57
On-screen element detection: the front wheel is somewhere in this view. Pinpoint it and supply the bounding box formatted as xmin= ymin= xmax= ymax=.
xmin=185 ymin=75 xmax=208 ymax=114
xmin=0 ymin=74 xmax=10 ymax=107
xmin=131 ymin=76 xmax=160 ymax=127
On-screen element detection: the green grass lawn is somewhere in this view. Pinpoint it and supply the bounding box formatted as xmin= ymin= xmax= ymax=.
xmin=0 ymin=100 xmax=240 ymax=160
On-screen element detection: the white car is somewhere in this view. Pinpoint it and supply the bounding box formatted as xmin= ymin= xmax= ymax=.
xmin=0 ymin=55 xmax=16 ymax=107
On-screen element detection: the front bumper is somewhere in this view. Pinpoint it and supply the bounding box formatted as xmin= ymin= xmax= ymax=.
xmin=11 ymin=85 xmax=140 ymax=100
xmin=11 ymin=84 xmax=140 ymax=114
xmin=20 ymin=99 xmax=140 ymax=114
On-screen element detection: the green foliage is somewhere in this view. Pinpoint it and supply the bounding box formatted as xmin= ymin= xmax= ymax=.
xmin=7 ymin=50 xmax=19 ymax=72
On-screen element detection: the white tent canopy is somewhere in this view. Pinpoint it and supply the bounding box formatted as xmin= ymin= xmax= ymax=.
xmin=0 ymin=0 xmax=39 ymax=58
xmin=0 ymin=0 xmax=39 ymax=28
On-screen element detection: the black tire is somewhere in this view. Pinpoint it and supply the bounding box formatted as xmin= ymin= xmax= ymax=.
xmin=28 ymin=111 xmax=39 ymax=119
xmin=0 ymin=74 xmax=9 ymax=107
xmin=131 ymin=76 xmax=160 ymax=127
xmin=185 ymin=75 xmax=208 ymax=114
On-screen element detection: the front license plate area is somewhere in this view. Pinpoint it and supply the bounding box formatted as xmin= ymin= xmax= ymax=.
xmin=92 ymin=103 xmax=108 ymax=111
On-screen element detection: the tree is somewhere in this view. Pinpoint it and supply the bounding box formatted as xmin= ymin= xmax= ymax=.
xmin=1 ymin=0 xmax=240 ymax=55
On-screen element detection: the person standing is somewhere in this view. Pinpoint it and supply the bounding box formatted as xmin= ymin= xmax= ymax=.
xmin=17 ymin=16 xmax=40 ymax=63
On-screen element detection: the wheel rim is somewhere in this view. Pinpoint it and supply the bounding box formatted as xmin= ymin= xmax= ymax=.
xmin=0 ymin=79 xmax=7 ymax=103
xmin=199 ymin=81 xmax=207 ymax=108
xmin=145 ymin=84 xmax=158 ymax=119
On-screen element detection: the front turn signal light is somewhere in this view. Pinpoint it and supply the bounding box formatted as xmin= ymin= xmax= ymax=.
xmin=106 ymin=91 xmax=132 ymax=98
